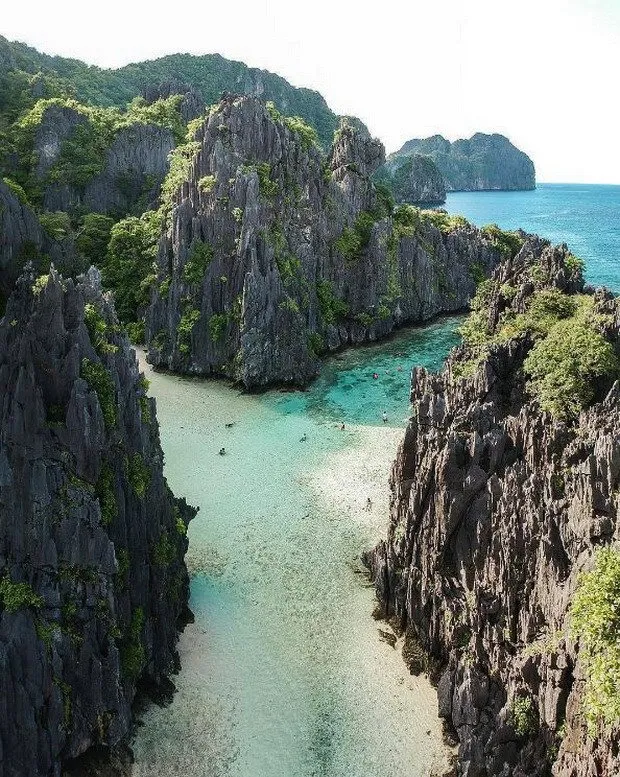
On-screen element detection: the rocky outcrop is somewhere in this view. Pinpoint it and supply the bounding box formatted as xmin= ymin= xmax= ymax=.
xmin=141 ymin=81 xmax=205 ymax=124
xmin=145 ymin=96 xmax=507 ymax=388
xmin=81 ymin=123 xmax=175 ymax=216
xmin=0 ymin=179 xmax=78 ymax=308
xmin=378 ymin=153 xmax=446 ymax=204
xmin=367 ymin=240 xmax=620 ymax=776
xmin=0 ymin=266 xmax=194 ymax=776
xmin=392 ymin=133 xmax=536 ymax=192
xmin=32 ymin=104 xmax=175 ymax=217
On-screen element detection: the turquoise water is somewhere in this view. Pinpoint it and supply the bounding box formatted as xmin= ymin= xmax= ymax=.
xmin=131 ymin=184 xmax=619 ymax=775
xmin=278 ymin=316 xmax=461 ymax=427
xmin=132 ymin=318 xmax=460 ymax=777
xmin=446 ymin=183 xmax=620 ymax=291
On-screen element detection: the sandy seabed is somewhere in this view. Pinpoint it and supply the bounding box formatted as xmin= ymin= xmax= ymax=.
xmin=131 ymin=351 xmax=449 ymax=777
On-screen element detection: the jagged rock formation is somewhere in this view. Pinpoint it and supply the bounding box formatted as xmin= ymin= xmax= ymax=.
xmin=0 ymin=267 xmax=194 ymax=776
xmin=32 ymin=103 xmax=175 ymax=216
xmin=0 ymin=179 xmax=78 ymax=308
xmin=367 ymin=241 xmax=620 ymax=776
xmin=392 ymin=133 xmax=536 ymax=192
xmin=141 ymin=81 xmax=205 ymax=123
xmin=81 ymin=123 xmax=175 ymax=216
xmin=378 ymin=153 xmax=446 ymax=204
xmin=145 ymin=96 xmax=507 ymax=388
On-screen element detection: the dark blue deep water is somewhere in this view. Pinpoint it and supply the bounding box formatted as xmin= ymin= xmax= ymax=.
xmin=446 ymin=183 xmax=620 ymax=291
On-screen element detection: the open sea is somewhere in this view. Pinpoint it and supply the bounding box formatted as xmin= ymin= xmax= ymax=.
xmin=131 ymin=183 xmax=619 ymax=776
xmin=446 ymin=183 xmax=620 ymax=291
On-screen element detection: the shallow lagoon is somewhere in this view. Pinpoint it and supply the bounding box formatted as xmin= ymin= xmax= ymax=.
xmin=132 ymin=182 xmax=620 ymax=775
xmin=132 ymin=317 xmax=460 ymax=777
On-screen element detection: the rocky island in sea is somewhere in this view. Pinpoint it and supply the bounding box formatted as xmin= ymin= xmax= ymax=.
xmin=0 ymin=31 xmax=619 ymax=777
xmin=387 ymin=133 xmax=536 ymax=196
xmin=145 ymin=95 xmax=506 ymax=388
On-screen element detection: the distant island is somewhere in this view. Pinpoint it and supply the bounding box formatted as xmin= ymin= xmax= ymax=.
xmin=386 ymin=132 xmax=536 ymax=198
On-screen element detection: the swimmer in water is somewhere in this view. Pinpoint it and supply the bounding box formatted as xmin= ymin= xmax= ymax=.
xmin=300 ymin=433 xmax=307 ymax=442
xmin=340 ymin=423 xmax=345 ymax=431
xmin=219 ymin=447 xmax=226 ymax=455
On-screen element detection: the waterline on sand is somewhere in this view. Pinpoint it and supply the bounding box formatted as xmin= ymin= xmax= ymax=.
xmin=131 ymin=322 xmax=458 ymax=776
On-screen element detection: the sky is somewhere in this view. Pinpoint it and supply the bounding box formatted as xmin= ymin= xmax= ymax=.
xmin=3 ymin=0 xmax=620 ymax=183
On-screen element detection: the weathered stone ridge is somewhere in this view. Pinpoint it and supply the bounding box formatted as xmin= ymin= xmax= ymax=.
xmin=367 ymin=241 xmax=620 ymax=776
xmin=146 ymin=96 xmax=505 ymax=388
xmin=32 ymin=104 xmax=175 ymax=216
xmin=392 ymin=132 xmax=536 ymax=191
xmin=0 ymin=267 xmax=194 ymax=776
xmin=0 ymin=179 xmax=78 ymax=307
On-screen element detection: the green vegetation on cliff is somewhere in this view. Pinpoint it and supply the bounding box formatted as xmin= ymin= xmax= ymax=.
xmin=571 ymin=548 xmax=620 ymax=732
xmin=523 ymin=310 xmax=619 ymax=418
xmin=0 ymin=35 xmax=360 ymax=149
xmin=458 ymin=261 xmax=619 ymax=418
xmin=102 ymin=211 xmax=160 ymax=324
xmin=8 ymin=94 xmax=185 ymax=201
xmin=0 ymin=577 xmax=44 ymax=612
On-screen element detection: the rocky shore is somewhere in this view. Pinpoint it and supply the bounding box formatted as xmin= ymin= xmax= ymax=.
xmin=0 ymin=266 xmax=194 ymax=776
xmin=367 ymin=239 xmax=620 ymax=776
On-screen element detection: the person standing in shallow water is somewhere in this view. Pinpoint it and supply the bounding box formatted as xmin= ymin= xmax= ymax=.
xmin=382 ymin=411 xmax=388 ymax=423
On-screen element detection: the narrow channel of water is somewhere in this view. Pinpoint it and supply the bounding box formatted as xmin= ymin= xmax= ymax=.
xmin=132 ymin=317 xmax=460 ymax=777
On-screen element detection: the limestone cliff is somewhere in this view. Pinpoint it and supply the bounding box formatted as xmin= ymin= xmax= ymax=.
xmin=368 ymin=241 xmax=620 ymax=776
xmin=141 ymin=81 xmax=206 ymax=124
xmin=378 ymin=152 xmax=446 ymax=205
xmin=0 ymin=179 xmax=78 ymax=309
xmin=392 ymin=133 xmax=536 ymax=192
xmin=31 ymin=103 xmax=175 ymax=217
xmin=0 ymin=267 xmax=194 ymax=776
xmin=146 ymin=96 xmax=507 ymax=388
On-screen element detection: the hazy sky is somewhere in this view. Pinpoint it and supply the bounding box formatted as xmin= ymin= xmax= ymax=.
xmin=3 ymin=0 xmax=619 ymax=183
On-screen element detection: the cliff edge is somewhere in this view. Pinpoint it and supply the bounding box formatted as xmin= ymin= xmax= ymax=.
xmin=368 ymin=240 xmax=620 ymax=776
xmin=0 ymin=266 xmax=194 ymax=776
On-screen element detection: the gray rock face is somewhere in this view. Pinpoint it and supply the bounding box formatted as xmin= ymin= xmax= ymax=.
xmin=82 ymin=123 xmax=175 ymax=215
xmin=367 ymin=241 xmax=620 ymax=776
xmin=393 ymin=133 xmax=536 ymax=191
xmin=146 ymin=96 xmax=505 ymax=388
xmin=0 ymin=267 xmax=194 ymax=776
xmin=33 ymin=105 xmax=175 ymax=216
xmin=379 ymin=153 xmax=446 ymax=204
xmin=0 ymin=180 xmax=78 ymax=306
xmin=141 ymin=81 xmax=206 ymax=123
xmin=34 ymin=105 xmax=87 ymax=182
